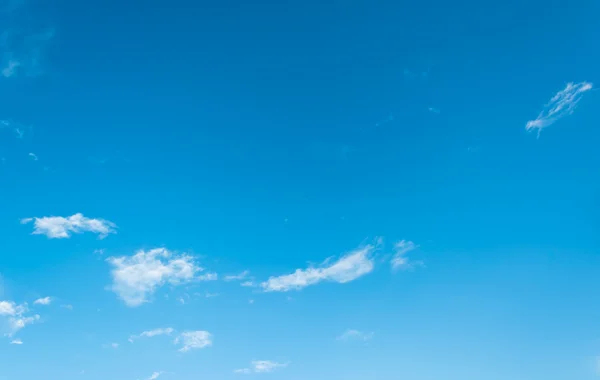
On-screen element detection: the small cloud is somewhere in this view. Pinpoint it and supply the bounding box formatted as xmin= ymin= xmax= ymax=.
xmin=235 ymin=361 xmax=289 ymax=374
xmin=129 ymin=327 xmax=174 ymax=343
xmin=111 ymin=342 xmax=119 ymax=349
xmin=10 ymin=339 xmax=23 ymax=345
xmin=204 ymin=292 xmax=219 ymax=298
xmin=147 ymin=371 xmax=163 ymax=380
xmin=240 ymin=281 xmax=256 ymax=288
xmin=0 ymin=300 xmax=40 ymax=336
xmin=248 ymin=299 xmax=255 ymax=304
xmin=21 ymin=213 xmax=117 ymax=239
xmin=28 ymin=152 xmax=37 ymax=160
xmin=260 ymin=242 xmax=379 ymax=292
xmin=428 ymin=107 xmax=440 ymax=114
xmin=61 ymin=304 xmax=73 ymax=310
xmin=526 ymin=81 xmax=593 ymax=136
xmin=174 ymin=330 xmax=212 ymax=352
xmin=107 ymin=248 xmax=214 ymax=307
xmin=390 ymin=240 xmax=419 ymax=271
xmin=337 ymin=329 xmax=374 ymax=342
xmin=224 ymin=270 xmax=250 ymax=282
xmin=33 ymin=296 xmax=51 ymax=305
xmin=93 ymin=249 xmax=105 ymax=255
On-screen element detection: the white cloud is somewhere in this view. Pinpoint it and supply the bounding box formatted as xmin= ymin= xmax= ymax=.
xmin=6 ymin=314 xmax=40 ymax=336
xmin=110 ymin=342 xmax=119 ymax=349
xmin=61 ymin=304 xmax=73 ymax=310
xmin=129 ymin=327 xmax=174 ymax=342
xmin=33 ymin=296 xmax=51 ymax=305
xmin=147 ymin=371 xmax=163 ymax=380
xmin=224 ymin=270 xmax=250 ymax=282
xmin=21 ymin=213 xmax=117 ymax=239
xmin=390 ymin=240 xmax=419 ymax=270
xmin=526 ymin=81 xmax=593 ymax=135
xmin=107 ymin=248 xmax=215 ymax=307
xmin=0 ymin=301 xmax=21 ymax=316
xmin=235 ymin=361 xmax=289 ymax=374
xmin=240 ymin=281 xmax=256 ymax=288
xmin=260 ymin=243 xmax=377 ymax=292
xmin=174 ymin=330 xmax=212 ymax=352
xmin=10 ymin=338 xmax=23 ymax=345
xmin=28 ymin=152 xmax=38 ymax=160
xmin=337 ymin=329 xmax=374 ymax=342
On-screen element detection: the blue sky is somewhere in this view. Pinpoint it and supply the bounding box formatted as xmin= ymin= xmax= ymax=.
xmin=1 ymin=0 xmax=599 ymax=379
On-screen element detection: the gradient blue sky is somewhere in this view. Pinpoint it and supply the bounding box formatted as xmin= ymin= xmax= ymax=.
xmin=1 ymin=0 xmax=599 ymax=379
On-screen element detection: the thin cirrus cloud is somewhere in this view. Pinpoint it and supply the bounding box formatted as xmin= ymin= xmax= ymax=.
xmin=260 ymin=243 xmax=378 ymax=292
xmin=390 ymin=240 xmax=419 ymax=271
xmin=223 ymin=270 xmax=250 ymax=282
xmin=174 ymin=330 xmax=213 ymax=352
xmin=20 ymin=213 xmax=117 ymax=239
xmin=526 ymin=81 xmax=593 ymax=135
xmin=337 ymin=329 xmax=374 ymax=342
xmin=128 ymin=327 xmax=175 ymax=343
xmin=234 ymin=361 xmax=289 ymax=374
xmin=107 ymin=248 xmax=217 ymax=307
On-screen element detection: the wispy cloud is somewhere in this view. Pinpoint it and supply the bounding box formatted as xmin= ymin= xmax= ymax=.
xmin=107 ymin=248 xmax=215 ymax=307
xmin=129 ymin=327 xmax=175 ymax=343
xmin=235 ymin=361 xmax=289 ymax=374
xmin=390 ymin=240 xmax=419 ymax=271
xmin=260 ymin=242 xmax=378 ymax=292
xmin=21 ymin=213 xmax=117 ymax=239
xmin=1 ymin=0 xmax=55 ymax=78
xmin=174 ymin=330 xmax=212 ymax=352
xmin=337 ymin=329 xmax=374 ymax=342
xmin=224 ymin=270 xmax=250 ymax=282
xmin=33 ymin=296 xmax=51 ymax=305
xmin=526 ymin=81 xmax=593 ymax=135
xmin=147 ymin=372 xmax=163 ymax=380
xmin=0 ymin=300 xmax=40 ymax=337
xmin=27 ymin=152 xmax=37 ymax=160
xmin=10 ymin=338 xmax=23 ymax=344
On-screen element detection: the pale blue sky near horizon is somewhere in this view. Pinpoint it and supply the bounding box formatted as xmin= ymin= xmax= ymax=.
xmin=1 ymin=0 xmax=600 ymax=379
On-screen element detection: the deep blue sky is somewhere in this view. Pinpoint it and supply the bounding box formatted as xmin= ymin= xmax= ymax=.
xmin=1 ymin=0 xmax=599 ymax=379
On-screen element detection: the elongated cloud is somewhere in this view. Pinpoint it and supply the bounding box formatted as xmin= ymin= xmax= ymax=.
xmin=107 ymin=248 xmax=216 ymax=307
xmin=526 ymin=81 xmax=593 ymax=135
xmin=174 ymin=330 xmax=212 ymax=352
xmin=129 ymin=327 xmax=175 ymax=342
xmin=21 ymin=213 xmax=116 ymax=239
xmin=235 ymin=360 xmax=289 ymax=374
xmin=33 ymin=297 xmax=51 ymax=305
xmin=261 ymin=244 xmax=376 ymax=292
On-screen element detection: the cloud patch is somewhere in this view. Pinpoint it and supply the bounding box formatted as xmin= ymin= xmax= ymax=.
xmin=526 ymin=81 xmax=593 ymax=135
xmin=21 ymin=213 xmax=117 ymax=239
xmin=174 ymin=330 xmax=212 ymax=352
xmin=33 ymin=297 xmax=51 ymax=305
xmin=260 ymin=243 xmax=377 ymax=292
xmin=337 ymin=329 xmax=374 ymax=342
xmin=235 ymin=361 xmax=289 ymax=374
xmin=107 ymin=248 xmax=215 ymax=307
xmin=129 ymin=327 xmax=175 ymax=343
xmin=390 ymin=240 xmax=419 ymax=271
xmin=0 ymin=301 xmax=40 ymax=337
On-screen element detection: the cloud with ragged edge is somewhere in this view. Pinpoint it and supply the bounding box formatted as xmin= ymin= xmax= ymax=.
xmin=107 ymin=248 xmax=217 ymax=307
xmin=174 ymin=330 xmax=213 ymax=352
xmin=390 ymin=240 xmax=420 ymax=271
xmin=21 ymin=213 xmax=117 ymax=239
xmin=0 ymin=300 xmax=41 ymax=337
xmin=1 ymin=0 xmax=55 ymax=78
xmin=260 ymin=241 xmax=380 ymax=292
xmin=526 ymin=82 xmax=593 ymax=136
